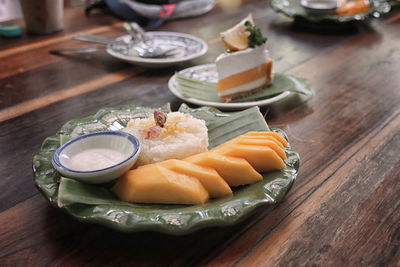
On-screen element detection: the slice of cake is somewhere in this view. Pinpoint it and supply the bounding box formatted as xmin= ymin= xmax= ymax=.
xmin=216 ymin=44 xmax=273 ymax=102
xmin=216 ymin=14 xmax=273 ymax=102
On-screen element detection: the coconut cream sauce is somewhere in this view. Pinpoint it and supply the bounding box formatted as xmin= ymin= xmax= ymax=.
xmin=66 ymin=148 xmax=126 ymax=171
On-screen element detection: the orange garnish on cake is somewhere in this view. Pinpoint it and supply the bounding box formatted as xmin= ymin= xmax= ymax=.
xmin=220 ymin=14 xmax=254 ymax=51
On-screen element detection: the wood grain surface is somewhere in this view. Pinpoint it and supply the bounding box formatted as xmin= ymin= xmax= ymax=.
xmin=0 ymin=0 xmax=399 ymax=266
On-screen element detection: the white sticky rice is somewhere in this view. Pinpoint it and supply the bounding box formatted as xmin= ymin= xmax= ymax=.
xmin=123 ymin=112 xmax=208 ymax=166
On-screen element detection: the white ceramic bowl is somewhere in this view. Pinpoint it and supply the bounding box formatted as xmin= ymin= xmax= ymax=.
xmin=300 ymin=0 xmax=339 ymax=15
xmin=52 ymin=131 xmax=140 ymax=184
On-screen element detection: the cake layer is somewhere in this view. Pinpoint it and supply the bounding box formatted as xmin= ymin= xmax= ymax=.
xmin=216 ymin=44 xmax=269 ymax=80
xmin=218 ymin=76 xmax=267 ymax=97
xmin=217 ymin=61 xmax=273 ymax=93
xmin=217 ymin=59 xmax=273 ymax=102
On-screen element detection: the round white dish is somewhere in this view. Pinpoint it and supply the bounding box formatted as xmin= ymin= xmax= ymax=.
xmin=106 ymin=32 xmax=208 ymax=67
xmin=300 ymin=0 xmax=338 ymax=15
xmin=168 ymin=64 xmax=291 ymax=110
xmin=52 ymin=131 xmax=140 ymax=184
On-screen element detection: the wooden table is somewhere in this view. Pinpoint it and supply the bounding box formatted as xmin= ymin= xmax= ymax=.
xmin=1 ymin=1 xmax=399 ymax=265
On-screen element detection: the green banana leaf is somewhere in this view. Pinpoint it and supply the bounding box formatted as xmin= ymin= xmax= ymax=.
xmin=176 ymin=73 xmax=313 ymax=103
xmin=33 ymin=104 xmax=299 ymax=234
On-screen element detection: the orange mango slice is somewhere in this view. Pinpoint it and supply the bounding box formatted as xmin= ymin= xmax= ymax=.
xmin=184 ymin=153 xmax=262 ymax=187
xmin=213 ymin=144 xmax=286 ymax=172
xmin=213 ymin=137 xmax=286 ymax=160
xmin=140 ymin=159 xmax=232 ymax=198
xmin=233 ymin=135 xmax=284 ymax=148
xmin=112 ymin=165 xmax=209 ymax=204
xmin=243 ymin=131 xmax=288 ymax=147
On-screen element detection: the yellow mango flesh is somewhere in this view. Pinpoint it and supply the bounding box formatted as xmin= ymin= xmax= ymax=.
xmin=113 ymin=131 xmax=289 ymax=205
xmin=112 ymin=165 xmax=209 ymax=204
xmin=232 ymin=138 xmax=286 ymax=160
xmin=214 ymin=144 xmax=286 ymax=172
xmin=212 ymin=136 xmax=286 ymax=160
xmin=140 ymin=159 xmax=232 ymax=198
xmin=243 ymin=131 xmax=288 ymax=147
xmin=184 ymin=153 xmax=262 ymax=186
xmin=235 ymin=135 xmax=284 ymax=148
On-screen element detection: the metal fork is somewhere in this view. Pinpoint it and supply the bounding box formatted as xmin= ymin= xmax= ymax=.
xmin=121 ymin=22 xmax=179 ymax=58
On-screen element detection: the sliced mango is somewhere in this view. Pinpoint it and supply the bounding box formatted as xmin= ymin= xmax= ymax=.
xmin=243 ymin=131 xmax=288 ymax=147
xmin=232 ymin=138 xmax=286 ymax=160
xmin=234 ymin=135 xmax=284 ymax=148
xmin=112 ymin=165 xmax=209 ymax=204
xmin=140 ymin=159 xmax=232 ymax=198
xmin=212 ymin=136 xmax=286 ymax=160
xmin=113 ymin=131 xmax=290 ymax=205
xmin=184 ymin=153 xmax=262 ymax=186
xmin=213 ymin=144 xmax=286 ymax=172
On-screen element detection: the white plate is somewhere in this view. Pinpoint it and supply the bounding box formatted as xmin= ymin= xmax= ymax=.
xmin=168 ymin=64 xmax=291 ymax=110
xmin=106 ymin=32 xmax=208 ymax=67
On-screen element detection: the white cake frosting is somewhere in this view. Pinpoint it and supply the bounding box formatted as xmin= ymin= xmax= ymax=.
xmin=216 ymin=44 xmax=270 ymax=80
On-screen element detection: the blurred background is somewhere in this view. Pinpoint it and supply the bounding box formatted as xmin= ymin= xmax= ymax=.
xmin=0 ymin=0 xmax=86 ymax=22
xmin=0 ymin=0 xmax=22 ymax=22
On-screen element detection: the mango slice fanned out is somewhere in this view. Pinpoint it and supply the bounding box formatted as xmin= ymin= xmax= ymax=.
xmin=243 ymin=131 xmax=288 ymax=147
xmin=184 ymin=153 xmax=262 ymax=187
xmin=212 ymin=137 xmax=286 ymax=160
xmin=113 ymin=131 xmax=289 ymax=205
xmin=139 ymin=159 xmax=232 ymax=198
xmin=212 ymin=144 xmax=286 ymax=172
xmin=112 ymin=165 xmax=209 ymax=204
xmin=234 ymin=135 xmax=284 ymax=148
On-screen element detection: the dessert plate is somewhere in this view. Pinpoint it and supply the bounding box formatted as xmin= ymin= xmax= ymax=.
xmin=168 ymin=64 xmax=313 ymax=110
xmin=33 ymin=104 xmax=299 ymax=235
xmin=106 ymin=32 xmax=208 ymax=67
xmin=271 ymin=0 xmax=391 ymax=23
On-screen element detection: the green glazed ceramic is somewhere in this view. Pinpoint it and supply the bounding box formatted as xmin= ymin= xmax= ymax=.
xmin=33 ymin=104 xmax=299 ymax=235
xmin=272 ymin=0 xmax=391 ymax=23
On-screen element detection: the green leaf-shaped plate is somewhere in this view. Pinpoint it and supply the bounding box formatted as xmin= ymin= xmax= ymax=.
xmin=32 ymin=103 xmax=299 ymax=235
xmin=271 ymin=0 xmax=391 ymax=23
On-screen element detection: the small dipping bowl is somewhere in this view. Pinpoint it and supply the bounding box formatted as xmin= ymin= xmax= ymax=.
xmin=300 ymin=0 xmax=339 ymax=15
xmin=52 ymin=131 xmax=140 ymax=184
